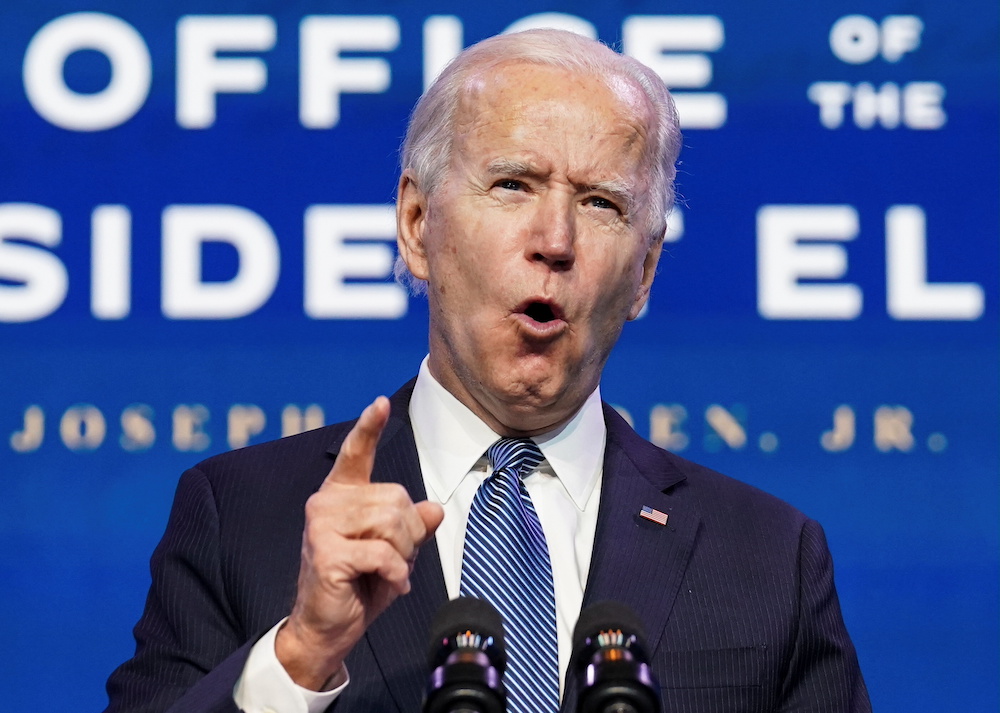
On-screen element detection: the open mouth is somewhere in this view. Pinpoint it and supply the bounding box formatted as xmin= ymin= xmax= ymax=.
xmin=515 ymin=300 xmax=566 ymax=337
xmin=524 ymin=301 xmax=557 ymax=323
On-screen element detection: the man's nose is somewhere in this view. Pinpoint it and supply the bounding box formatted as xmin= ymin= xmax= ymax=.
xmin=527 ymin=193 xmax=576 ymax=270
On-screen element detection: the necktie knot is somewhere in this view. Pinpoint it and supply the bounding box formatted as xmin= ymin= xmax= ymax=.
xmin=486 ymin=438 xmax=544 ymax=480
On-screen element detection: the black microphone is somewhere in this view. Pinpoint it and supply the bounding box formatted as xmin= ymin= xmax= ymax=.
xmin=423 ymin=597 xmax=508 ymax=713
xmin=572 ymin=601 xmax=661 ymax=713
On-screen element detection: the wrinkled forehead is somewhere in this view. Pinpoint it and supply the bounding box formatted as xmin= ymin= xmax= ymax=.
xmin=456 ymin=60 xmax=653 ymax=136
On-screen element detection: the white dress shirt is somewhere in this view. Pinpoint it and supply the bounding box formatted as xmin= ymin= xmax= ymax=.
xmin=235 ymin=359 xmax=606 ymax=712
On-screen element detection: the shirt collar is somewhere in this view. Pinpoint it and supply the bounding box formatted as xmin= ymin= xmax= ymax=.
xmin=409 ymin=356 xmax=606 ymax=511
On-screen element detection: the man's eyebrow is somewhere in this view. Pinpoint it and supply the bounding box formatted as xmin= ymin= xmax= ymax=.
xmin=485 ymin=158 xmax=537 ymax=176
xmin=588 ymin=178 xmax=635 ymax=208
xmin=485 ymin=159 xmax=636 ymax=208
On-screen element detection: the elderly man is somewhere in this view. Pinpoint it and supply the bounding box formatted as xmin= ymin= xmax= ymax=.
xmin=105 ymin=29 xmax=869 ymax=713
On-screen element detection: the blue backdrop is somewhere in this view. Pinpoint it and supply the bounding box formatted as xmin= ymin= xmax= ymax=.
xmin=1 ymin=2 xmax=996 ymax=711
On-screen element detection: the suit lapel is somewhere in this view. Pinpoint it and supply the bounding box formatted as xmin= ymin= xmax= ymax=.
xmin=326 ymin=382 xmax=449 ymax=713
xmin=563 ymin=405 xmax=700 ymax=711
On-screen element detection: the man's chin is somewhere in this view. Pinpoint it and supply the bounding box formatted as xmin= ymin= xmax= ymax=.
xmin=485 ymin=374 xmax=585 ymax=435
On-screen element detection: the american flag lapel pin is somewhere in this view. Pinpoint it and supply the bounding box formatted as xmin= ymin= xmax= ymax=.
xmin=639 ymin=505 xmax=668 ymax=526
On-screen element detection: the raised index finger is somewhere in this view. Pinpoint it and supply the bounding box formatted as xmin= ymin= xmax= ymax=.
xmin=323 ymin=396 xmax=390 ymax=487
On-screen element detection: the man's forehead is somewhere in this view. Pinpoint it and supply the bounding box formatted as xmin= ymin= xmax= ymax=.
xmin=458 ymin=60 xmax=649 ymax=124
xmin=440 ymin=61 xmax=654 ymax=199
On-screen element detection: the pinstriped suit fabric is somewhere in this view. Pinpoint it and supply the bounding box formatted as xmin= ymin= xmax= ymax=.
xmin=104 ymin=382 xmax=869 ymax=713
xmin=581 ymin=436 xmax=869 ymax=712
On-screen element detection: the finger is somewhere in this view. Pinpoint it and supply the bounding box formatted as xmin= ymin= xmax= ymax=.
xmin=414 ymin=501 xmax=445 ymax=547
xmin=338 ymin=484 xmax=426 ymax=560
xmin=324 ymin=396 xmax=390 ymax=487
xmin=305 ymin=485 xmax=425 ymax=575
xmin=336 ymin=538 xmax=414 ymax=596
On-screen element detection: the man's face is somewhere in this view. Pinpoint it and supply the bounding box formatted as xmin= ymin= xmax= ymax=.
xmin=398 ymin=62 xmax=662 ymax=435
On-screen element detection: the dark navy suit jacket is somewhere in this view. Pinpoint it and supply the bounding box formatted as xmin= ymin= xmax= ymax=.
xmin=105 ymin=382 xmax=870 ymax=713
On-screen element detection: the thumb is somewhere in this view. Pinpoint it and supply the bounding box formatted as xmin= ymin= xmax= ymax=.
xmin=414 ymin=500 xmax=445 ymax=546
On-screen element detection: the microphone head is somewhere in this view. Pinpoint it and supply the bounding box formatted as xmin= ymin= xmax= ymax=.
xmin=424 ymin=597 xmax=507 ymax=713
xmin=572 ymin=601 xmax=660 ymax=713
xmin=572 ymin=600 xmax=648 ymax=666
xmin=427 ymin=596 xmax=506 ymax=672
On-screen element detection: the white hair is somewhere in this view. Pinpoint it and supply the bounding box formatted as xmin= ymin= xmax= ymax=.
xmin=395 ymin=28 xmax=682 ymax=293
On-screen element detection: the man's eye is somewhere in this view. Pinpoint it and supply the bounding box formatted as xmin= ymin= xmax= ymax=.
xmin=588 ymin=196 xmax=621 ymax=213
xmin=495 ymin=179 xmax=524 ymax=191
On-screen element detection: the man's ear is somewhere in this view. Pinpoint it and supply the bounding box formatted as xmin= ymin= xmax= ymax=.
xmin=396 ymin=171 xmax=430 ymax=281
xmin=627 ymin=236 xmax=663 ymax=321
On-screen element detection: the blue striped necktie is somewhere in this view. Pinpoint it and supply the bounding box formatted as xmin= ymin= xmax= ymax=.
xmin=460 ymin=438 xmax=560 ymax=713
